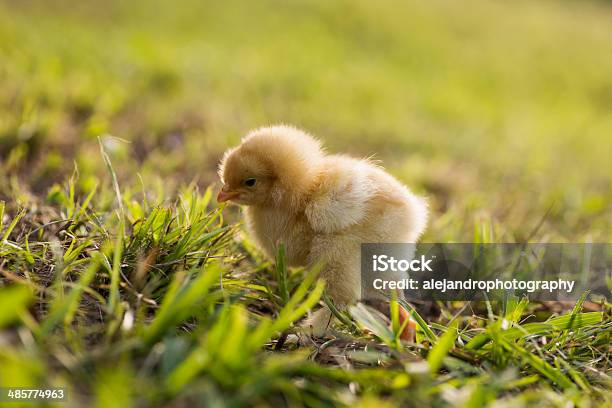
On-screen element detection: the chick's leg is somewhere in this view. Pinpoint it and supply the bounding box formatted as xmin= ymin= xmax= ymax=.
xmin=301 ymin=236 xmax=361 ymax=338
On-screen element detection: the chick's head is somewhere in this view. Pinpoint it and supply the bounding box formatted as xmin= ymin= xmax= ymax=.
xmin=218 ymin=125 xmax=324 ymax=207
xmin=217 ymin=147 xmax=275 ymax=205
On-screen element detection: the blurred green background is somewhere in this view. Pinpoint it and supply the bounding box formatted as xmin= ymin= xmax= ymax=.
xmin=0 ymin=2 xmax=611 ymax=406
xmin=1 ymin=0 xmax=611 ymax=241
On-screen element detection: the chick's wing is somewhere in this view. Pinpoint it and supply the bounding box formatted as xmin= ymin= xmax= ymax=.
xmin=305 ymin=157 xmax=374 ymax=233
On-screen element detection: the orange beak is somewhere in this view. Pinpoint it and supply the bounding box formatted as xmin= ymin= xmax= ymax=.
xmin=217 ymin=188 xmax=240 ymax=203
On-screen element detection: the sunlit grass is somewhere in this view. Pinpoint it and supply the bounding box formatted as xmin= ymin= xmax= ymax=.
xmin=0 ymin=0 xmax=611 ymax=406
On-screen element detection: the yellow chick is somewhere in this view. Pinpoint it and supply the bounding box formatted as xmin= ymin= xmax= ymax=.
xmin=218 ymin=125 xmax=428 ymax=337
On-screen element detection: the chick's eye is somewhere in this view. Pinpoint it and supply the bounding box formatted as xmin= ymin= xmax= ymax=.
xmin=244 ymin=178 xmax=257 ymax=187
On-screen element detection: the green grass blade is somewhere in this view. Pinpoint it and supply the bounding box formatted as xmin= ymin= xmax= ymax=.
xmin=0 ymin=285 xmax=33 ymax=328
xmin=466 ymin=311 xmax=603 ymax=350
xmin=427 ymin=322 xmax=458 ymax=374
xmin=144 ymin=264 xmax=223 ymax=345
xmin=398 ymin=298 xmax=438 ymax=343
xmin=108 ymin=218 xmax=125 ymax=313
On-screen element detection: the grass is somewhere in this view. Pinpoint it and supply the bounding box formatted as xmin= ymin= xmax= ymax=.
xmin=0 ymin=0 xmax=611 ymax=406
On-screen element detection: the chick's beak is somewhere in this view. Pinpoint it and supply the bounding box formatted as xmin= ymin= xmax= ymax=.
xmin=217 ymin=187 xmax=240 ymax=203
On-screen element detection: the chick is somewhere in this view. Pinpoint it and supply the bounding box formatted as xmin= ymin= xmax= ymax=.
xmin=218 ymin=125 xmax=428 ymax=337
